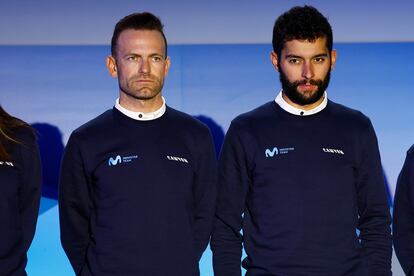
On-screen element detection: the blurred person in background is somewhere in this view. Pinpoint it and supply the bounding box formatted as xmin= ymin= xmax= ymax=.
xmin=393 ymin=145 xmax=414 ymax=275
xmin=0 ymin=106 xmax=42 ymax=275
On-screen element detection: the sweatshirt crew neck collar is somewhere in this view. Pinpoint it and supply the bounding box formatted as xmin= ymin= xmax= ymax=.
xmin=115 ymin=97 xmax=166 ymax=121
xmin=275 ymin=90 xmax=328 ymax=116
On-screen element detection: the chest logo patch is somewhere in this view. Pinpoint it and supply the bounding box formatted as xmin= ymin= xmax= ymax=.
xmin=0 ymin=161 xmax=14 ymax=167
xmin=167 ymin=155 xmax=188 ymax=163
xmin=322 ymin=148 xmax=345 ymax=155
xmin=108 ymin=155 xmax=138 ymax=166
xmin=265 ymin=147 xmax=295 ymax=157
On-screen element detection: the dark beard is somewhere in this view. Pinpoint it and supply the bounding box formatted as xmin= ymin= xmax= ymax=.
xmin=279 ymin=68 xmax=331 ymax=106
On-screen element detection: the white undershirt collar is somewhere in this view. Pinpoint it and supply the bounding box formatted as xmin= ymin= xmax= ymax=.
xmin=115 ymin=97 xmax=166 ymax=121
xmin=275 ymin=90 xmax=328 ymax=116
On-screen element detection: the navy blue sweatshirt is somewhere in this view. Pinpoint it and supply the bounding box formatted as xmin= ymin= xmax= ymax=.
xmin=211 ymin=100 xmax=392 ymax=276
xmin=393 ymin=144 xmax=414 ymax=275
xmin=59 ymin=106 xmax=217 ymax=276
xmin=0 ymin=128 xmax=42 ymax=276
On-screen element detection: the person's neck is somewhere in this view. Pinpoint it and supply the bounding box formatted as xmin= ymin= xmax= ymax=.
xmin=119 ymin=94 xmax=163 ymax=113
xmin=281 ymin=92 xmax=324 ymax=111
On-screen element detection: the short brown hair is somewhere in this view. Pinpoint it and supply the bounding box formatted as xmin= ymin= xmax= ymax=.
xmin=111 ymin=12 xmax=167 ymax=57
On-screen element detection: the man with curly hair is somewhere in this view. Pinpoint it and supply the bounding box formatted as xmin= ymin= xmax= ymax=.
xmin=211 ymin=6 xmax=392 ymax=275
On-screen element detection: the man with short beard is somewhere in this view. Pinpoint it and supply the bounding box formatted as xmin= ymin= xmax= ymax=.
xmin=59 ymin=12 xmax=217 ymax=276
xmin=211 ymin=6 xmax=392 ymax=276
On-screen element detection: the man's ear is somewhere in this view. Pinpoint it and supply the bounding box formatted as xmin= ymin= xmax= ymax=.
xmin=270 ymin=51 xmax=279 ymax=71
xmin=330 ymin=49 xmax=337 ymax=70
xmin=164 ymin=56 xmax=171 ymax=77
xmin=106 ymin=55 xmax=118 ymax=77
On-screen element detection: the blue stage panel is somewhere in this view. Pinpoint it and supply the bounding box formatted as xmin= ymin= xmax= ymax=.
xmin=27 ymin=198 xmax=72 ymax=276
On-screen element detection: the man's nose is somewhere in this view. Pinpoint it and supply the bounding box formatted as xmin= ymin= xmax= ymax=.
xmin=139 ymin=59 xmax=150 ymax=74
xmin=302 ymin=62 xmax=314 ymax=79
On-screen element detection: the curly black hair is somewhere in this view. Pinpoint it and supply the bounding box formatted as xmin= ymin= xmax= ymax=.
xmin=272 ymin=6 xmax=332 ymax=57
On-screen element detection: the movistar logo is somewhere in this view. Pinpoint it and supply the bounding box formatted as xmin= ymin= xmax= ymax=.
xmin=265 ymin=146 xmax=294 ymax=157
xmin=108 ymin=154 xmax=138 ymax=167
xmin=108 ymin=155 xmax=122 ymax=166
xmin=265 ymin=147 xmax=279 ymax=157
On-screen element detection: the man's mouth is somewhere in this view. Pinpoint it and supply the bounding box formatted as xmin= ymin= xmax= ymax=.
xmin=297 ymin=83 xmax=317 ymax=91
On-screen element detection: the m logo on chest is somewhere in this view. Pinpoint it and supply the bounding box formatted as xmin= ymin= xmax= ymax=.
xmin=265 ymin=147 xmax=279 ymax=157
xmin=108 ymin=154 xmax=138 ymax=167
xmin=108 ymin=155 xmax=122 ymax=166
xmin=265 ymin=146 xmax=294 ymax=157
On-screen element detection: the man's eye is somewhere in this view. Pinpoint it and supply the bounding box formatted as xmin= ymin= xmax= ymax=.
xmin=152 ymin=56 xmax=162 ymax=62
xmin=314 ymin=57 xmax=325 ymax=63
xmin=126 ymin=56 xmax=137 ymax=61
xmin=288 ymin=59 xmax=300 ymax=64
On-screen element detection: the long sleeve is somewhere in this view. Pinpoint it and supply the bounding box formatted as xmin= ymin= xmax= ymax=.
xmin=59 ymin=132 xmax=92 ymax=274
xmin=192 ymin=128 xmax=218 ymax=260
xmin=19 ymin=133 xmax=42 ymax=256
xmin=393 ymin=145 xmax=414 ymax=275
xmin=355 ymin=120 xmax=392 ymax=275
xmin=211 ymin=122 xmax=250 ymax=276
